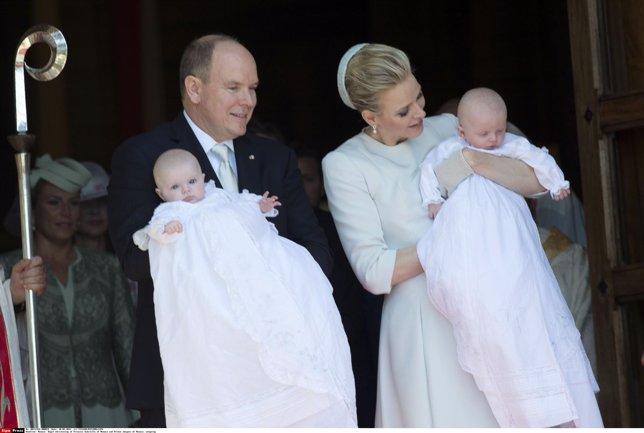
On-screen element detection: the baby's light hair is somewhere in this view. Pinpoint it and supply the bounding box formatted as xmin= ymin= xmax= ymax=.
xmin=153 ymin=149 xmax=202 ymax=188
xmin=457 ymin=87 xmax=507 ymax=126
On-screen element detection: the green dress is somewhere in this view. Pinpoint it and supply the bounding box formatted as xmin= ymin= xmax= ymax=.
xmin=0 ymin=247 xmax=136 ymax=428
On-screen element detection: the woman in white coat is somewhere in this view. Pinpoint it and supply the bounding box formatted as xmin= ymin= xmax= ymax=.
xmin=322 ymin=43 xmax=546 ymax=427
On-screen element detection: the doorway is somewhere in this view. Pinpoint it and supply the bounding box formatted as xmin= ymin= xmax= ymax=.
xmin=568 ymin=0 xmax=644 ymax=426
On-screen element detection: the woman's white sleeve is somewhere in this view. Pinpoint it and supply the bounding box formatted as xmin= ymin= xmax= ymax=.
xmin=322 ymin=151 xmax=395 ymax=295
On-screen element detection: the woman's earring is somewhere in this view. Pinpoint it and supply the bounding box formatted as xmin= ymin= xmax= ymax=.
xmin=372 ymin=124 xmax=377 ymax=134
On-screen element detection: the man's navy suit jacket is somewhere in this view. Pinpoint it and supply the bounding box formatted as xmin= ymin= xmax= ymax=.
xmin=107 ymin=114 xmax=332 ymax=410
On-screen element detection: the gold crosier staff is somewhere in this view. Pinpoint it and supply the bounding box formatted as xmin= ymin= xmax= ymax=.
xmin=8 ymin=24 xmax=67 ymax=428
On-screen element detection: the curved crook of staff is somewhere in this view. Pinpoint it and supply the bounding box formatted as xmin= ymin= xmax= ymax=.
xmin=8 ymin=24 xmax=67 ymax=428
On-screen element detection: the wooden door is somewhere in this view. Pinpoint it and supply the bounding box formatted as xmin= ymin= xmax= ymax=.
xmin=567 ymin=0 xmax=644 ymax=427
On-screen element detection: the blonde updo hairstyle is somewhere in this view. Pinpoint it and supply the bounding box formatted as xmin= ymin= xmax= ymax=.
xmin=343 ymin=43 xmax=413 ymax=113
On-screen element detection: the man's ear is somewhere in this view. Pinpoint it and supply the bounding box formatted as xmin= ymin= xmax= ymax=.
xmin=185 ymin=75 xmax=202 ymax=104
xmin=361 ymin=110 xmax=377 ymax=130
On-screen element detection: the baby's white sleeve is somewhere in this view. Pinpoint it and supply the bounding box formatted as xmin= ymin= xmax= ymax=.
xmin=239 ymin=189 xmax=279 ymax=218
xmin=133 ymin=225 xmax=151 ymax=251
xmin=502 ymin=137 xmax=570 ymax=197
xmin=419 ymin=157 xmax=445 ymax=207
xmin=419 ymin=139 xmax=465 ymax=207
xmin=133 ymin=202 xmax=185 ymax=250
xmin=133 ymin=220 xmax=182 ymax=250
xmin=147 ymin=221 xmax=182 ymax=244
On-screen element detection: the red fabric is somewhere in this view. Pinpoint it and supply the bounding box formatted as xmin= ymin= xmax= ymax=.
xmin=0 ymin=314 xmax=18 ymax=427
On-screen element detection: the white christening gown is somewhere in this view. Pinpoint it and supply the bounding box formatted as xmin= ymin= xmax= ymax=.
xmin=134 ymin=181 xmax=356 ymax=428
xmin=417 ymin=134 xmax=602 ymax=428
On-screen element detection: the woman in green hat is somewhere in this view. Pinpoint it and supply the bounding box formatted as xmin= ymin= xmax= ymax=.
xmin=0 ymin=154 xmax=136 ymax=428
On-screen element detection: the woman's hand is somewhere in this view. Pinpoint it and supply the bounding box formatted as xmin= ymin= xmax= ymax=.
xmin=9 ymin=256 xmax=46 ymax=305
xmin=428 ymin=203 xmax=443 ymax=219
xmin=392 ymin=246 xmax=424 ymax=287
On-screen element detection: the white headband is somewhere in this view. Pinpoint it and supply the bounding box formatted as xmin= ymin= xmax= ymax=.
xmin=337 ymin=43 xmax=368 ymax=110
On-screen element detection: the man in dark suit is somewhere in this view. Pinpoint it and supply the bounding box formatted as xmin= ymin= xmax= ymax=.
xmin=107 ymin=34 xmax=332 ymax=428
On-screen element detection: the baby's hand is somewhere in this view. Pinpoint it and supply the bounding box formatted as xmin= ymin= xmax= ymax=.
xmin=164 ymin=220 xmax=183 ymax=234
xmin=552 ymin=188 xmax=571 ymax=201
xmin=428 ymin=203 xmax=443 ymax=219
xmin=259 ymin=191 xmax=282 ymax=213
